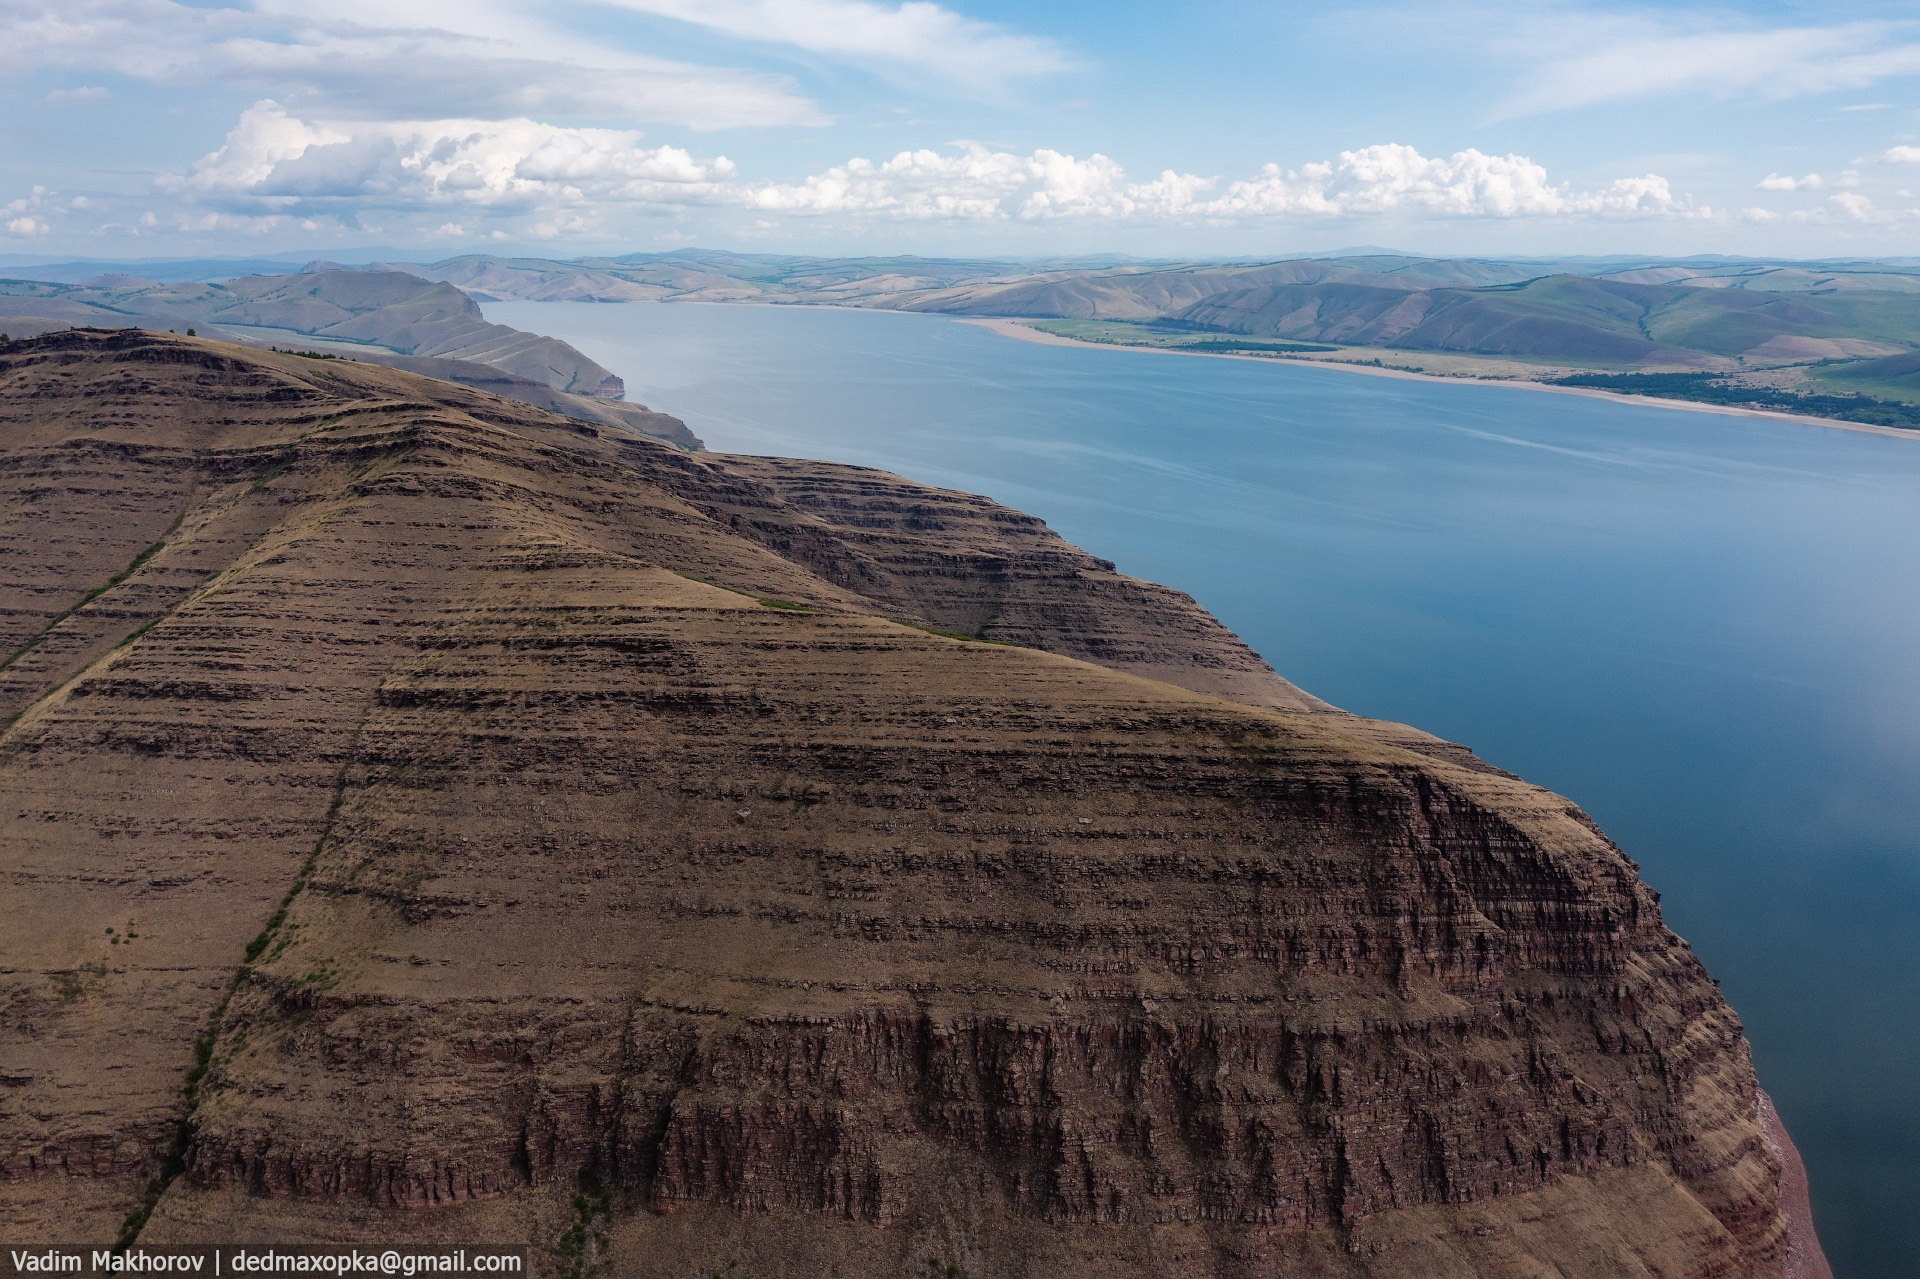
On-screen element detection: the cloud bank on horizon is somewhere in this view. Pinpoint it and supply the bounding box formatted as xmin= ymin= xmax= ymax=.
xmin=5 ymin=0 xmax=1920 ymax=258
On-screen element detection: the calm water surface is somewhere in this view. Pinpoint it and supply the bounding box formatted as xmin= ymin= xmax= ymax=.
xmin=490 ymin=300 xmax=1920 ymax=1278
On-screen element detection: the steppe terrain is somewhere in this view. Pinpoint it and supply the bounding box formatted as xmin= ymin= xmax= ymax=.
xmin=395 ymin=249 xmax=1920 ymax=429
xmin=0 ymin=329 xmax=1812 ymax=1276
xmin=13 ymin=250 xmax=1920 ymax=430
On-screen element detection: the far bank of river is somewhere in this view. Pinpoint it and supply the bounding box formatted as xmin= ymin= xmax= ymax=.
xmin=960 ymin=316 xmax=1920 ymax=441
xmin=488 ymin=298 xmax=1920 ymax=1279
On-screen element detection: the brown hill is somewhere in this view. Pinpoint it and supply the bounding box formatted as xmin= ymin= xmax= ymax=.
xmin=0 ymin=331 xmax=1804 ymax=1277
xmin=0 ymin=273 xmax=699 ymax=449
xmin=0 ymin=270 xmax=628 ymax=396
xmin=871 ymin=261 xmax=1920 ymax=371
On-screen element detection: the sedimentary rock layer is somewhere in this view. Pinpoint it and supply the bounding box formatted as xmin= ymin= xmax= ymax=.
xmin=0 ymin=330 xmax=1791 ymax=1277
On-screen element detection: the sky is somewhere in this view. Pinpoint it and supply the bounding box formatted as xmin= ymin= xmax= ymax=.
xmin=5 ymin=0 xmax=1920 ymax=262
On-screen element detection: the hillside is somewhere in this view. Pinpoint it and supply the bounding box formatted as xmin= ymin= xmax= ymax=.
xmin=0 ymin=330 xmax=1819 ymax=1277
xmin=317 ymin=251 xmax=1920 ymax=413
xmin=898 ymin=268 xmax=1920 ymax=371
xmin=17 ymin=252 xmax=1918 ymax=394
xmin=1809 ymin=349 xmax=1920 ymax=402
xmin=0 ymin=271 xmax=623 ymax=396
xmin=0 ymin=271 xmax=697 ymax=448
xmin=404 ymin=250 xmax=1056 ymax=305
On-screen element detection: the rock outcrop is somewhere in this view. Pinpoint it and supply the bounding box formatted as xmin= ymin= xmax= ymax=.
xmin=0 ymin=330 xmax=1799 ymax=1277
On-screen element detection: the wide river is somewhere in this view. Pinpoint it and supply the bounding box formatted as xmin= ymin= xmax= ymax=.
xmin=490 ymin=300 xmax=1920 ymax=1277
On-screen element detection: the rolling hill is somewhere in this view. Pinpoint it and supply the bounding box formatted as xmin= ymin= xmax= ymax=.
xmin=0 ymin=270 xmax=698 ymax=448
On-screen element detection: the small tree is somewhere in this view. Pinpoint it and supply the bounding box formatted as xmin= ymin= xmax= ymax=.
xmin=186 ymin=328 xmax=197 ymax=337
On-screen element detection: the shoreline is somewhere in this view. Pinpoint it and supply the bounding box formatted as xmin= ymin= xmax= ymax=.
xmin=956 ymin=316 xmax=1920 ymax=442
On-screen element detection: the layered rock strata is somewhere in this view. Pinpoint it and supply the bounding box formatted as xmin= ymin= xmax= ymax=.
xmin=0 ymin=330 xmax=1794 ymax=1277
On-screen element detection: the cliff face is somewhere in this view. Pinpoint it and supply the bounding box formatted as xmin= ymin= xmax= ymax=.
xmin=0 ymin=331 xmax=1791 ymax=1277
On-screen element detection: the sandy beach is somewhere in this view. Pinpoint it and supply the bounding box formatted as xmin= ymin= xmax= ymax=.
xmin=958 ymin=316 xmax=1920 ymax=443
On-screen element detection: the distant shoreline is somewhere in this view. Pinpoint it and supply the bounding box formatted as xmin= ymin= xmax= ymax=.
xmin=957 ymin=316 xmax=1920 ymax=442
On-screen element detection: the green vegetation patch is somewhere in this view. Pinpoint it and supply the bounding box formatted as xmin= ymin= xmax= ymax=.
xmin=1165 ymin=337 xmax=1341 ymax=354
xmin=1807 ymin=350 xmax=1920 ymax=404
xmin=1545 ymin=371 xmax=1920 ymax=430
xmin=1030 ymin=319 xmax=1336 ymax=354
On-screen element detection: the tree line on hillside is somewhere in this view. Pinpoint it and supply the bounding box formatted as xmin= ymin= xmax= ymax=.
xmin=1546 ymin=371 xmax=1920 ymax=430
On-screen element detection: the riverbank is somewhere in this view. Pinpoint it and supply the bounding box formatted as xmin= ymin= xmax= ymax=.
xmin=958 ymin=316 xmax=1920 ymax=442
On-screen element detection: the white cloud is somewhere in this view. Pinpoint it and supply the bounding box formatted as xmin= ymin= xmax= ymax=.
xmin=3 ymin=186 xmax=58 ymax=236
xmin=746 ymin=146 xmax=1209 ymax=219
xmin=746 ymin=141 xmax=1691 ymax=222
xmin=1207 ymin=145 xmax=1688 ymax=218
xmin=44 ymin=85 xmax=111 ymax=104
xmin=169 ymin=101 xmax=737 ymax=212
xmin=2 ymin=0 xmax=826 ymax=130
xmin=1829 ymin=192 xmax=1885 ymax=222
xmin=132 ymin=104 xmax=1702 ymax=238
xmin=1840 ymin=102 xmax=1893 ymax=111
xmin=607 ymin=0 xmax=1072 ymax=90
xmin=1749 ymin=192 xmax=1900 ymax=225
xmin=1479 ymin=12 xmax=1920 ymax=117
xmin=1885 ymin=146 xmax=1920 ymax=163
xmin=1757 ymin=172 xmax=1824 ymax=191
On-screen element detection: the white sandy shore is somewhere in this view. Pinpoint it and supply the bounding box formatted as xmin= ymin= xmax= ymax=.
xmin=957 ymin=316 xmax=1920 ymax=443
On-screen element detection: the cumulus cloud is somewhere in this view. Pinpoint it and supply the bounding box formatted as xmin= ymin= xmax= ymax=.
xmin=744 ymin=142 xmax=1695 ymax=222
xmin=3 ymin=186 xmax=58 ymax=237
xmin=1205 ymin=145 xmax=1686 ymax=217
xmin=745 ymin=146 xmax=1209 ymax=219
xmin=608 ymin=0 xmax=1072 ymax=90
xmin=1884 ymin=146 xmax=1920 ymax=163
xmin=44 ymin=85 xmax=110 ymax=104
xmin=1828 ymin=192 xmax=1885 ymax=222
xmin=1757 ymin=173 xmax=1823 ymax=191
xmin=160 ymin=112 xmax=1699 ymax=234
xmin=1743 ymin=192 xmax=1906 ymax=225
xmin=169 ymin=101 xmax=737 ymax=213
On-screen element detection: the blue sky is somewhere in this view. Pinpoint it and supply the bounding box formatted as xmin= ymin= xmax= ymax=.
xmin=5 ymin=0 xmax=1920 ymax=261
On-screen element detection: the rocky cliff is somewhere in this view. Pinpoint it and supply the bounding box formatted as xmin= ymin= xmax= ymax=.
xmin=0 ymin=330 xmax=1802 ymax=1277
